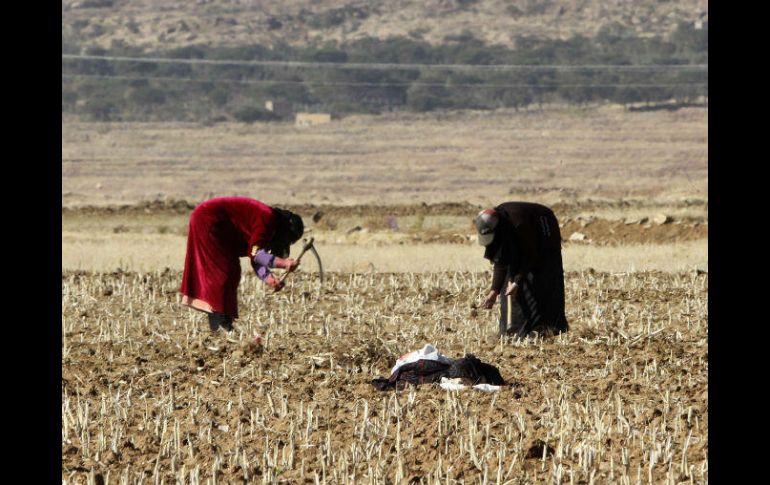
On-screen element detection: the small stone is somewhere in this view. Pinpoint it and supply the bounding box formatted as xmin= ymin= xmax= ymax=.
xmin=569 ymin=232 xmax=587 ymax=242
xmin=652 ymin=214 xmax=672 ymax=225
xmin=577 ymin=216 xmax=595 ymax=228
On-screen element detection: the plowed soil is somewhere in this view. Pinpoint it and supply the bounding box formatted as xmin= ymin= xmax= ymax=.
xmin=62 ymin=198 xmax=707 ymax=218
xmin=62 ymin=200 xmax=707 ymax=247
xmin=62 ymin=270 xmax=708 ymax=483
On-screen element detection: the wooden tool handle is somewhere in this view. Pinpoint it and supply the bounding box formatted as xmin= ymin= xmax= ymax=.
xmin=278 ymin=237 xmax=314 ymax=284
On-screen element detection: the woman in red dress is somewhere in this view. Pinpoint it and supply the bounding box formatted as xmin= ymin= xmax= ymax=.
xmin=180 ymin=197 xmax=304 ymax=332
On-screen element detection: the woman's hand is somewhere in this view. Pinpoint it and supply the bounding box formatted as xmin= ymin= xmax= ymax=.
xmin=283 ymin=258 xmax=300 ymax=272
xmin=265 ymin=274 xmax=285 ymax=292
xmin=275 ymin=257 xmax=300 ymax=272
xmin=504 ymin=281 xmax=519 ymax=298
xmin=482 ymin=290 xmax=499 ymax=309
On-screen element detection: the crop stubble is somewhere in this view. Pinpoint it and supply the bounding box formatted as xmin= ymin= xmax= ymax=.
xmin=62 ymin=270 xmax=707 ymax=484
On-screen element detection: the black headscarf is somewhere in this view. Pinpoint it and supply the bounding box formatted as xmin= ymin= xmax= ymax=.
xmin=267 ymin=208 xmax=304 ymax=258
xmin=483 ymin=218 xmax=517 ymax=267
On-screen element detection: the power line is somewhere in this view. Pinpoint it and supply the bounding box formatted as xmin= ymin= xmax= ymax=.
xmin=62 ymin=54 xmax=708 ymax=72
xmin=62 ymin=73 xmax=707 ymax=89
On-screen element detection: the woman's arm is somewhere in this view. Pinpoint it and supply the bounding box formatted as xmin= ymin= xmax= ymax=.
xmin=251 ymin=249 xmax=275 ymax=281
xmin=252 ymin=249 xmax=299 ymax=290
xmin=251 ymin=250 xmax=282 ymax=290
xmin=491 ymin=262 xmax=508 ymax=293
xmin=273 ymin=256 xmax=299 ymax=272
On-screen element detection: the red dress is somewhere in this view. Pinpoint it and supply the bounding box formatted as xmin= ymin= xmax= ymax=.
xmin=180 ymin=197 xmax=279 ymax=319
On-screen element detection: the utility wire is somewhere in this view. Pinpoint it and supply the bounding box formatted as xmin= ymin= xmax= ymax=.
xmin=62 ymin=54 xmax=708 ymax=72
xmin=62 ymin=73 xmax=708 ymax=89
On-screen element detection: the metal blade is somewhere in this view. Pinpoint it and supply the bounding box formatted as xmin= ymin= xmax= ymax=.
xmin=309 ymin=244 xmax=324 ymax=284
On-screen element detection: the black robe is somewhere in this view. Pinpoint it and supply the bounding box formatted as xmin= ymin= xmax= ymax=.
xmin=483 ymin=202 xmax=568 ymax=337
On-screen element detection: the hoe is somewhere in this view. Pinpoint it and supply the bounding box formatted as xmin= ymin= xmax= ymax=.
xmin=277 ymin=237 xmax=324 ymax=287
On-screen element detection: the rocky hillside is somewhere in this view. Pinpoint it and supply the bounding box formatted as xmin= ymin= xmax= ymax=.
xmin=62 ymin=0 xmax=708 ymax=51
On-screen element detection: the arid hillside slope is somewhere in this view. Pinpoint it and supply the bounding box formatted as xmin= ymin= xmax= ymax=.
xmin=63 ymin=0 xmax=708 ymax=51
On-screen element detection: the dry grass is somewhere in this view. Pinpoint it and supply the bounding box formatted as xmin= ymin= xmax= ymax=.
xmin=62 ymin=105 xmax=707 ymax=208
xmin=564 ymin=240 xmax=706 ymax=273
xmin=62 ymin=200 xmax=708 ymax=274
xmin=62 ymin=228 xmax=706 ymax=274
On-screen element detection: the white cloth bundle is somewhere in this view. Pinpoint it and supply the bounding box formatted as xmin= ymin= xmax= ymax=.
xmin=390 ymin=344 xmax=453 ymax=375
xmin=439 ymin=377 xmax=502 ymax=392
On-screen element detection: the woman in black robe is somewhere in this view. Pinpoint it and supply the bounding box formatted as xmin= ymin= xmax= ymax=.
xmin=476 ymin=202 xmax=569 ymax=338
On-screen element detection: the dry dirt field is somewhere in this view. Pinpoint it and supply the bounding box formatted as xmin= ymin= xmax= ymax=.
xmin=62 ymin=106 xmax=707 ymax=483
xmin=62 ymin=105 xmax=707 ymax=208
xmin=62 ymin=270 xmax=707 ymax=484
xmin=62 ymin=200 xmax=707 ymax=274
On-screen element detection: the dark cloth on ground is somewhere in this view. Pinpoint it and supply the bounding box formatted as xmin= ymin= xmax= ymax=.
xmin=371 ymin=354 xmax=506 ymax=391
xmin=448 ymin=354 xmax=506 ymax=386
xmin=371 ymin=359 xmax=451 ymax=391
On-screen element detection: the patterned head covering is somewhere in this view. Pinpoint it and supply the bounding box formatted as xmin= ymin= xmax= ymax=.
xmin=475 ymin=209 xmax=499 ymax=246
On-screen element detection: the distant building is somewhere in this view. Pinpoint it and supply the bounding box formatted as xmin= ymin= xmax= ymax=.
xmin=265 ymin=100 xmax=292 ymax=117
xmin=295 ymin=112 xmax=333 ymax=127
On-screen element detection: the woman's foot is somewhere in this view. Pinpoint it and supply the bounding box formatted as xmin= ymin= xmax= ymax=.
xmin=208 ymin=312 xmax=235 ymax=332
